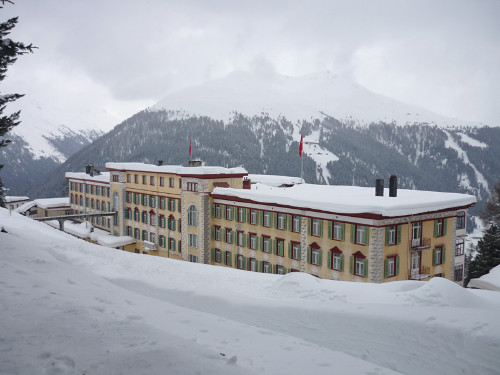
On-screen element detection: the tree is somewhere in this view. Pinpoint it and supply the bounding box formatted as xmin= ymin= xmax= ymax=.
xmin=0 ymin=0 xmax=35 ymax=207
xmin=480 ymin=181 xmax=500 ymax=228
xmin=465 ymin=225 xmax=500 ymax=286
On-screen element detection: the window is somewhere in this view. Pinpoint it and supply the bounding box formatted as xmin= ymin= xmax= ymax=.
xmin=276 ymin=265 xmax=285 ymax=275
xmin=188 ymin=233 xmax=198 ymax=248
xmin=187 ymin=182 xmax=198 ymax=192
xmin=159 ymin=215 xmax=165 ymax=228
xmin=292 ymin=216 xmax=301 ymax=232
xmin=332 ymin=221 xmax=344 ymax=241
xmin=134 ymin=208 xmax=139 ymax=221
xmin=142 ymin=175 xmax=147 ymax=185
xmin=237 ymin=231 xmax=244 ymax=247
xmin=351 ymin=225 xmax=369 ymax=245
xmin=311 ymin=218 xmax=322 ymax=236
xmin=276 ymin=239 xmax=284 ymax=256
xmin=350 ymin=251 xmax=367 ymax=277
xmin=277 ymin=213 xmax=285 ymax=230
xmin=328 ymin=247 xmax=343 ymax=271
xmin=142 ymin=230 xmax=148 ymax=240
xmin=456 ymin=212 xmax=466 ymax=230
xmin=262 ymin=236 xmax=271 ymax=253
xmin=188 ymin=254 xmax=198 ymax=263
xmin=434 ymin=219 xmax=446 ymax=237
xmin=215 ymin=248 xmax=221 ymax=263
xmin=238 ymin=207 xmax=245 ymax=222
xmin=236 ymin=255 xmax=244 ymax=269
xmin=262 ymin=261 xmax=271 ymax=274
xmin=263 ymin=211 xmax=271 ymax=227
xmin=150 ymin=195 xmax=155 ymax=208
xmin=291 ymin=242 xmax=301 ymax=260
xmin=112 ymin=175 xmax=119 ymax=182
xmin=159 ymin=197 xmax=166 ymax=210
xmin=250 ymin=234 xmax=257 ymax=250
xmin=385 ymin=225 xmax=400 ymax=246
xmin=150 ymin=233 xmax=155 ymax=243
xmin=169 ymin=177 xmax=175 ymax=187
xmin=225 ymin=229 xmax=233 ymax=243
xmin=150 ymin=176 xmax=155 ymax=185
xmin=142 ymin=211 xmax=148 ymax=224
xmin=226 ymin=205 xmax=233 ymax=220
xmin=127 ymin=174 xmax=131 ymax=183
xmin=159 ymin=235 xmax=166 ymax=248
xmin=169 ymin=238 xmax=176 ymax=251
xmin=187 ymin=205 xmax=198 ymax=227
xmin=454 ymin=264 xmax=464 ymax=282
xmin=225 ymin=251 xmax=232 ymax=266
xmin=168 ymin=198 xmax=176 ymax=211
xmin=134 ymin=174 xmax=138 ymax=184
xmin=214 ymin=226 xmax=221 ymax=241
xmin=249 ymin=258 xmax=257 ymax=272
xmin=215 ymin=204 xmax=221 ymax=218
xmin=384 ymin=256 xmax=400 ymax=278
xmin=91 ymin=199 xmax=95 ymax=209
xmin=113 ymin=192 xmax=119 ymax=211
xmin=455 ymin=239 xmax=465 ymax=256
xmin=134 ymin=228 xmax=140 ymax=239
xmin=308 ymin=245 xmax=321 ymax=265
xmin=142 ymin=194 xmax=148 ymax=206
xmin=168 ymin=216 xmax=176 ymax=231
xmin=433 ymin=246 xmax=445 ymax=265
xmin=250 ymin=209 xmax=257 ymax=225
xmin=150 ymin=212 xmax=156 ymax=226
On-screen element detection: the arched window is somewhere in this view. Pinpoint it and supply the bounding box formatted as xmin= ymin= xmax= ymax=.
xmin=187 ymin=205 xmax=198 ymax=227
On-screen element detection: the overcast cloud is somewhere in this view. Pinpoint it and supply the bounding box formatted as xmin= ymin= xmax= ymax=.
xmin=2 ymin=0 xmax=500 ymax=129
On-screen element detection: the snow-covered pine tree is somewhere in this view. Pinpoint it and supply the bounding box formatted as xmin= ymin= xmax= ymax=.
xmin=0 ymin=0 xmax=35 ymax=207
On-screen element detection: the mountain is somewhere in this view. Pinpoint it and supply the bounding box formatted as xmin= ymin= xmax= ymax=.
xmin=21 ymin=71 xmax=500 ymax=230
xmin=0 ymin=96 xmax=115 ymax=195
xmin=154 ymin=70 xmax=483 ymax=127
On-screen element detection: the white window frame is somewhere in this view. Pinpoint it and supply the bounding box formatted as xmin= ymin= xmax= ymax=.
xmin=187 ymin=205 xmax=198 ymax=227
xmin=250 ymin=234 xmax=257 ymax=249
xmin=312 ymin=219 xmax=320 ymax=236
xmin=292 ymin=243 xmax=300 ymax=259
xmin=388 ymin=226 xmax=396 ymax=245
xmin=292 ymin=216 xmax=300 ymax=232
xmin=238 ymin=207 xmax=245 ymax=222
xmin=277 ymin=213 xmax=285 ymax=229
xmin=226 ymin=206 xmax=233 ymax=220
xmin=263 ymin=237 xmax=271 ymax=253
xmin=355 ymin=257 xmax=364 ymax=276
xmin=332 ymin=253 xmax=341 ymax=270
xmin=188 ymin=233 xmax=198 ymax=249
xmin=263 ymin=211 xmax=271 ymax=227
xmin=333 ymin=221 xmax=342 ymax=240
xmin=250 ymin=210 xmax=257 ymax=225
xmin=188 ymin=254 xmax=198 ymax=263
xmin=311 ymin=248 xmax=319 ymax=265
xmin=356 ymin=226 xmax=365 ymax=244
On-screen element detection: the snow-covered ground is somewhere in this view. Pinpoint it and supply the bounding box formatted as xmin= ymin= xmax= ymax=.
xmin=1 ymin=208 xmax=499 ymax=375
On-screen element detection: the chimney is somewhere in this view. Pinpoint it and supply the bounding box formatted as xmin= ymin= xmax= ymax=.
xmin=188 ymin=160 xmax=202 ymax=167
xmin=389 ymin=174 xmax=398 ymax=197
xmin=375 ymin=178 xmax=384 ymax=196
xmin=243 ymin=178 xmax=251 ymax=190
xmin=157 ymin=160 xmax=163 ymax=166
xmin=85 ymin=164 xmax=94 ymax=176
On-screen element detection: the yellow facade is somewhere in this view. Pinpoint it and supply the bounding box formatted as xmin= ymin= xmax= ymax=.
xmin=68 ymin=178 xmax=111 ymax=231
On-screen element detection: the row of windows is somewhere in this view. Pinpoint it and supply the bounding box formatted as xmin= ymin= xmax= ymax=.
xmin=126 ymin=173 xmax=181 ymax=188
xmin=87 ymin=215 xmax=111 ymax=228
xmin=125 ymin=208 xmax=182 ymax=231
xmin=71 ymin=195 xmax=110 ymax=211
xmin=126 ymin=193 xmax=181 ymax=212
xmin=70 ymin=182 xmax=110 ymax=197
xmin=126 ymin=226 xmax=181 ymax=251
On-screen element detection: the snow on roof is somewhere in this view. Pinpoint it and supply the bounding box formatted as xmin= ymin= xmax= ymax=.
xmin=248 ymin=174 xmax=304 ymax=187
xmin=468 ymin=265 xmax=500 ymax=291
xmin=34 ymin=197 xmax=70 ymax=210
xmin=65 ymin=172 xmax=111 ymax=183
xmin=105 ymin=162 xmax=247 ymax=176
xmin=96 ymin=235 xmax=135 ymax=248
xmin=212 ymin=183 xmax=476 ymax=218
xmin=5 ymin=196 xmax=29 ymax=203
xmin=14 ymin=201 xmax=36 ymax=213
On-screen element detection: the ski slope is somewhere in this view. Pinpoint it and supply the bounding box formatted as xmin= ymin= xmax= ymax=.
xmin=1 ymin=208 xmax=499 ymax=375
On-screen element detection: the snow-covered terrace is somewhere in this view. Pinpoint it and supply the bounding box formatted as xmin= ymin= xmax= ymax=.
xmin=65 ymin=172 xmax=111 ymax=184
xmin=212 ymin=183 xmax=476 ymax=218
xmin=34 ymin=197 xmax=70 ymax=210
xmin=5 ymin=196 xmax=29 ymax=203
xmin=248 ymin=174 xmax=304 ymax=187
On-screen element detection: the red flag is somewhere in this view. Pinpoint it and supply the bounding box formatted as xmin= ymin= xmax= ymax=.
xmin=299 ymin=134 xmax=303 ymax=157
xmin=189 ymin=139 xmax=192 ymax=157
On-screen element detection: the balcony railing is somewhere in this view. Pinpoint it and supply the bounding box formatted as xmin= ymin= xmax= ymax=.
xmin=410 ymin=266 xmax=430 ymax=280
xmin=411 ymin=237 xmax=431 ymax=249
xmin=143 ymin=240 xmax=157 ymax=251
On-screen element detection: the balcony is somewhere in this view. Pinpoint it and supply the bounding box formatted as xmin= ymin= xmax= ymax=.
xmin=410 ymin=266 xmax=430 ymax=280
xmin=411 ymin=237 xmax=431 ymax=250
xmin=143 ymin=240 xmax=157 ymax=251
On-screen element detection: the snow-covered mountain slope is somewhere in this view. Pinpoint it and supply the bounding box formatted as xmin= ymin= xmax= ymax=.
xmin=1 ymin=208 xmax=500 ymax=375
xmin=154 ymin=70 xmax=481 ymax=128
xmin=7 ymin=96 xmax=117 ymax=162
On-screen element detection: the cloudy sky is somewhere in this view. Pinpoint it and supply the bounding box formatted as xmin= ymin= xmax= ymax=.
xmin=2 ymin=0 xmax=500 ymax=131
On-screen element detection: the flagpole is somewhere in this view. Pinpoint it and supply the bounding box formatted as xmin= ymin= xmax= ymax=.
xmin=299 ymin=133 xmax=304 ymax=183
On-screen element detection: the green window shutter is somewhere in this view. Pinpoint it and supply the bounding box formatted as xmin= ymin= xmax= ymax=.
xmin=327 ymin=251 xmax=332 ymax=269
xmin=222 ymin=228 xmax=226 ymax=243
xmin=234 ymin=254 xmax=238 ymax=267
xmin=288 ymin=242 xmax=292 ymax=258
xmin=221 ymin=253 xmax=226 ymax=265
xmin=443 ymin=219 xmax=447 ymax=236
xmin=432 ymin=248 xmax=436 ymax=266
xmin=351 ymin=225 xmax=356 ymax=243
xmin=245 ymin=233 xmax=249 ymax=248
xmin=433 ymin=220 xmax=438 ymax=237
xmin=328 ymin=221 xmax=332 ymax=239
xmin=363 ymin=259 xmax=368 ymax=278
xmin=246 ymin=208 xmax=250 ymax=223
xmin=297 ymin=245 xmax=302 ymax=259
xmin=233 ymin=206 xmax=237 ymax=221
xmin=272 ymin=239 xmax=277 ymax=254
xmin=307 ymin=246 xmax=311 ymax=264
xmin=211 ymin=227 xmax=215 ymax=240
xmin=273 ymin=212 xmax=278 ymax=228
xmin=242 ymin=257 xmax=247 ymax=270
xmin=287 ymin=214 xmax=292 ymax=231
xmin=259 ymin=210 xmax=263 ymax=226
xmin=178 ymin=200 xmax=181 ymax=212
xmin=318 ymin=249 xmax=323 ymax=266
xmin=174 ymin=240 xmax=177 ymax=251
xmin=307 ymin=218 xmax=311 ymax=235
xmin=177 ymin=219 xmax=181 ymax=231
xmin=349 ymin=255 xmax=354 ymax=274
xmin=340 ymin=254 xmax=344 ymax=271
xmin=232 ymin=231 xmax=236 ymax=245
xmin=340 ymin=223 xmax=345 ymax=241
xmin=260 ymin=236 xmax=264 ymax=251
xmin=384 ymin=259 xmax=389 ymax=278
xmin=167 ymin=198 xmax=171 ymax=211
xmin=211 ymin=248 xmax=215 ymax=262
xmin=385 ymin=227 xmax=390 ymax=246
xmin=442 ymin=246 xmax=446 ymax=264
xmin=364 ymin=227 xmax=369 ymax=246
xmin=173 ymin=219 xmax=176 ymax=231
xmin=396 ymin=256 xmax=400 ymax=276
xmin=397 ymin=225 xmax=402 ymax=244
xmin=172 ymin=199 xmax=176 ymax=211
xmin=319 ymin=220 xmax=323 ymax=237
